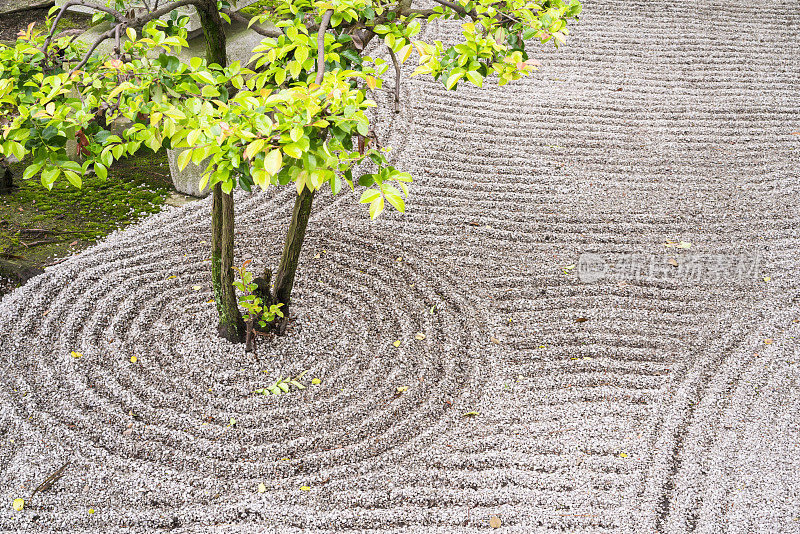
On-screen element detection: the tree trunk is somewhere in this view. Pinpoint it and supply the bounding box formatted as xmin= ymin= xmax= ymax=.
xmin=211 ymin=184 xmax=244 ymax=341
xmin=272 ymin=186 xmax=315 ymax=333
xmin=195 ymin=0 xmax=227 ymax=67
xmin=197 ymin=0 xmax=243 ymax=341
xmin=0 ymin=162 xmax=13 ymax=194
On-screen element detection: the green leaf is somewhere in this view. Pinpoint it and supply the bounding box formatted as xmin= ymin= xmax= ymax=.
xmin=22 ymin=162 xmax=43 ymax=181
xmin=177 ymin=148 xmax=193 ymax=171
xmin=383 ymin=185 xmax=405 ymax=212
xmin=330 ymin=173 xmax=342 ymax=195
xmin=221 ymin=178 xmax=233 ymax=194
xmin=290 ymin=124 xmax=303 ymax=143
xmin=94 ymin=163 xmax=107 ymax=180
xmin=264 ymin=149 xmax=282 ymax=176
xmin=369 ymin=196 xmax=385 ymax=220
xmin=41 ymin=166 xmax=59 ymax=189
xmin=63 ymin=170 xmax=82 ymax=188
xmin=465 ymin=70 xmax=483 ymax=87
xmin=445 ymin=71 xmax=463 ymax=90
xmin=359 ymin=189 xmax=380 ymax=204
xmin=283 ymin=143 xmax=304 ymax=159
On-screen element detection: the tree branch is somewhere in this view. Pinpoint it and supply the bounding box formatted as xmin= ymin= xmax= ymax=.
xmin=387 ymin=46 xmax=400 ymax=113
xmin=430 ymin=0 xmax=477 ymax=19
xmin=315 ymin=9 xmax=333 ymax=85
xmin=42 ymin=0 xmax=123 ymax=54
xmin=70 ymin=25 xmax=117 ymax=73
xmin=221 ymin=9 xmax=282 ymax=38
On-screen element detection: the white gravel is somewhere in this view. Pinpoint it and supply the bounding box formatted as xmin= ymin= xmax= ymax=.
xmin=2 ymin=0 xmax=800 ymax=531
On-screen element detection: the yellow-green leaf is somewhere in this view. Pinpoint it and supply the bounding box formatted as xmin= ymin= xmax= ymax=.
xmin=177 ymin=149 xmax=192 ymax=171
xmin=264 ymin=149 xmax=282 ymax=176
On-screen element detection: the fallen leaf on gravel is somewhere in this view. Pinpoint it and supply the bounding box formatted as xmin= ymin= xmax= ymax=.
xmin=490 ymin=337 xmax=501 ymax=344
xmin=88 ymin=508 xmax=95 ymax=514
xmin=311 ymin=378 xmax=321 ymax=385
xmin=393 ymin=340 xmax=401 ymax=347
xmin=396 ymin=386 xmax=409 ymax=393
xmin=42 ymin=309 xmax=49 ymax=316
xmin=228 ymin=418 xmax=236 ymax=427
xmin=130 ymin=356 xmax=138 ymax=363
xmin=12 ymin=498 xmax=24 ymax=511
xmin=415 ymin=333 xmax=426 ymax=340
xmin=668 ymin=257 xmax=679 ymax=267
xmin=489 ymin=515 xmax=501 ymax=528
xmin=257 ymin=483 xmax=267 ymax=494
xmin=192 ymin=285 xmax=202 ymax=290
xmin=300 ymin=486 xmax=311 ymax=491
xmin=575 ymin=317 xmax=588 ymax=323
xmin=166 ymin=275 xmax=176 ymax=280
xmin=764 ymin=339 xmax=773 ymax=344
xmin=619 ymin=451 xmax=629 ymax=458
xmin=463 ymin=411 xmax=479 ymax=417
xmin=70 ymin=351 xmax=82 ymax=359
xmin=763 ymin=276 xmax=771 ymax=282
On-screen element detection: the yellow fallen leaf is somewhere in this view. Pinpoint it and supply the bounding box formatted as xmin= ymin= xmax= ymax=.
xmin=415 ymin=333 xmax=425 ymax=340
xmin=763 ymin=276 xmax=771 ymax=282
xmin=396 ymin=386 xmax=409 ymax=393
xmin=463 ymin=411 xmax=479 ymax=417
xmin=88 ymin=508 xmax=95 ymax=514
xmin=489 ymin=515 xmax=501 ymax=528
xmin=192 ymin=285 xmax=202 ymax=290
xmin=207 ymin=299 xmax=215 ymax=304
xmin=257 ymin=483 xmax=267 ymax=494
xmin=300 ymin=486 xmax=311 ymax=491
xmin=764 ymin=339 xmax=773 ymax=344
xmin=166 ymin=275 xmax=176 ymax=280
xmin=130 ymin=355 xmax=138 ymax=363
xmin=71 ymin=351 xmax=82 ymax=359
xmin=311 ymin=378 xmax=321 ymax=385
xmin=393 ymin=340 xmax=401 ymax=347
xmin=619 ymin=451 xmax=629 ymax=458
xmin=12 ymin=498 xmax=24 ymax=511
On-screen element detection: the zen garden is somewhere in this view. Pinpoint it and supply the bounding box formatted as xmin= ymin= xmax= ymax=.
xmin=1 ymin=0 xmax=799 ymax=530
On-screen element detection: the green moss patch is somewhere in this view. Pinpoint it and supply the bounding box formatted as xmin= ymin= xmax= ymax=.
xmin=0 ymin=149 xmax=173 ymax=292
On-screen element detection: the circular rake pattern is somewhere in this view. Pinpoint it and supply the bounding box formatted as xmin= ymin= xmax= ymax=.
xmin=0 ymin=194 xmax=488 ymax=530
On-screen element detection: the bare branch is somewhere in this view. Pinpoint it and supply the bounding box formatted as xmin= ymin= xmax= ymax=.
xmin=315 ymin=9 xmax=333 ymax=85
xmin=430 ymin=0 xmax=477 ymax=19
xmin=70 ymin=25 xmax=117 ymax=73
xmin=132 ymin=0 xmax=199 ymax=26
xmin=387 ymin=47 xmax=400 ymax=113
xmin=113 ymin=22 xmax=122 ymax=58
xmin=221 ymin=9 xmax=282 ymax=38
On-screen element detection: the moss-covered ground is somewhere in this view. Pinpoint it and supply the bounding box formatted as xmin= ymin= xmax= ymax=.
xmin=0 ymin=150 xmax=174 ymax=294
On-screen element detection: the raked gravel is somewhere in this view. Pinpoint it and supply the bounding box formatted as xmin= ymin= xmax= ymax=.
xmin=2 ymin=0 xmax=800 ymax=531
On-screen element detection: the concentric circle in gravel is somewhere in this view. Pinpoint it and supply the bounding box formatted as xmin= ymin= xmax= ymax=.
xmin=0 ymin=191 xmax=488 ymax=530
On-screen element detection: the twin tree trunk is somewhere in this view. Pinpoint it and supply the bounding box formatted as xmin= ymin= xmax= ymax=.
xmin=199 ymin=1 xmax=313 ymax=342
